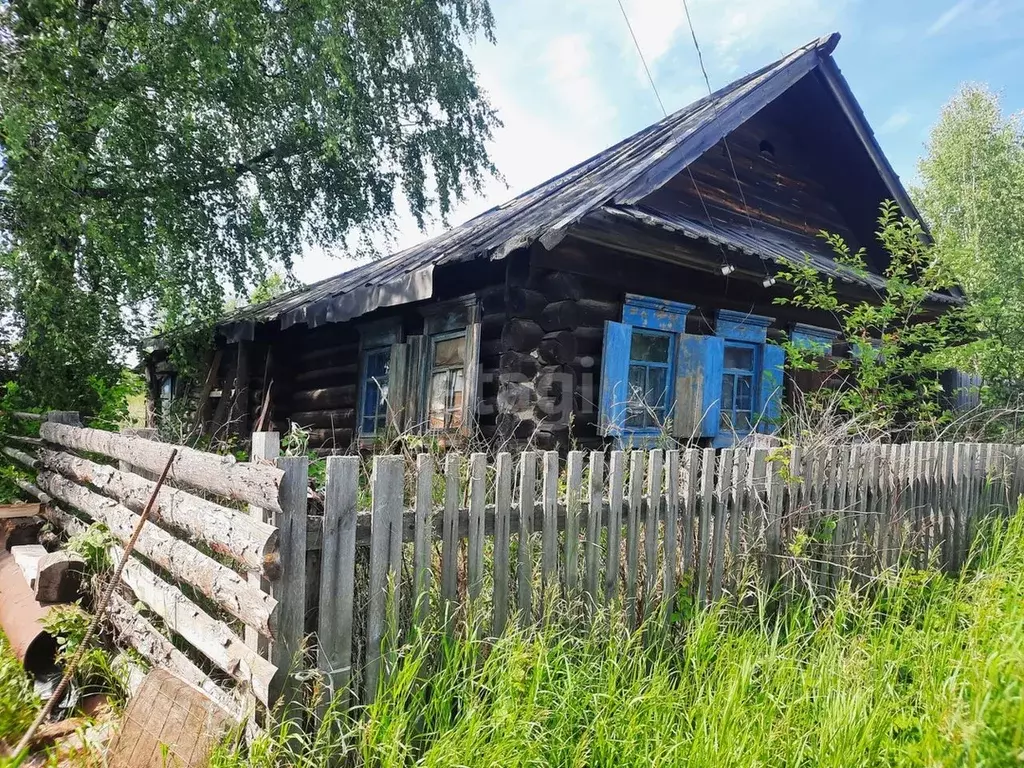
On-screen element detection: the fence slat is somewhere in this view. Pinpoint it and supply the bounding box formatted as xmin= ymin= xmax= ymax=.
xmin=606 ymin=451 xmax=626 ymax=604
xmin=442 ymin=454 xmax=460 ymax=616
xmin=729 ymin=448 xmax=747 ymax=586
xmin=711 ymin=448 xmax=733 ymax=602
xmin=748 ymin=448 xmax=768 ymax=583
xmin=468 ymin=453 xmax=487 ymax=604
xmin=764 ymin=452 xmax=784 ymax=589
xmin=626 ymin=451 xmax=645 ymax=626
xmin=564 ymin=451 xmax=584 ymax=596
xmin=493 ymin=453 xmax=513 ymax=636
xmin=696 ymin=448 xmax=715 ymax=607
xmin=681 ymin=448 xmax=699 ymax=585
xmin=541 ymin=452 xmax=559 ymax=603
xmin=365 ymin=455 xmax=403 ymax=705
xmin=584 ymin=451 xmax=605 ymax=609
xmin=517 ymin=452 xmax=536 ymax=628
xmin=644 ymin=449 xmax=663 ymax=617
xmin=413 ymin=454 xmax=434 ymax=628
xmin=318 ymin=456 xmax=359 ymax=713
xmin=663 ymin=449 xmax=680 ymax=621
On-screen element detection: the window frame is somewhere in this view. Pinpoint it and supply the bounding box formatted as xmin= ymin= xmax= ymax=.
xmin=417 ymin=294 xmax=481 ymax=438
xmin=357 ymin=345 xmax=392 ymax=438
xmin=356 ymin=319 xmax=403 ymax=444
xmin=718 ymin=340 xmax=760 ymax=437
xmin=712 ymin=309 xmax=775 ymax=447
xmin=624 ymin=328 xmax=676 ymax=434
xmin=424 ymin=329 xmax=469 ymax=433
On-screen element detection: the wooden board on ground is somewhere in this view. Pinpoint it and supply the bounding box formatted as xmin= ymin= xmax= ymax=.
xmin=107 ymin=668 xmax=234 ymax=768
xmin=0 ymin=503 xmax=40 ymax=519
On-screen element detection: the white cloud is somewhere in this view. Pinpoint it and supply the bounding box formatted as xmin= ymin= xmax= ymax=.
xmin=927 ymin=0 xmax=973 ymax=35
xmin=879 ymin=108 xmax=913 ymax=135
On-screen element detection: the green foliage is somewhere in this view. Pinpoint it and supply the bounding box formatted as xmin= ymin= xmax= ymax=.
xmin=213 ymin=513 xmax=1024 ymax=767
xmin=0 ymin=630 xmax=39 ymax=744
xmin=775 ymin=202 xmax=966 ymax=437
xmin=41 ymin=605 xmax=128 ymax=705
xmin=0 ymin=0 xmax=499 ymax=410
xmin=87 ymin=370 xmax=145 ymax=432
xmin=916 ymin=85 xmax=1024 ymax=405
xmin=66 ymin=523 xmax=116 ymax=575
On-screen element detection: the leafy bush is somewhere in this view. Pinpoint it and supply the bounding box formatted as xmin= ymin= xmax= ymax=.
xmin=0 ymin=630 xmax=39 ymax=745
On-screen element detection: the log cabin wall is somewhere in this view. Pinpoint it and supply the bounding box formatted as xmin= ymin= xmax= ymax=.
xmin=516 ymin=236 xmax=851 ymax=451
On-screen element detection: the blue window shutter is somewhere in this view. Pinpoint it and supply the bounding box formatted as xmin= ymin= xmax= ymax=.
xmin=599 ymin=321 xmax=632 ymax=436
xmin=673 ymin=334 xmax=724 ymax=439
xmin=757 ymin=344 xmax=786 ymax=434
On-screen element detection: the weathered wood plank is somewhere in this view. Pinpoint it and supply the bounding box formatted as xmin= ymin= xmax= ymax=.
xmin=711 ymin=448 xmax=733 ymax=602
xmin=468 ymin=453 xmax=487 ymax=604
xmin=541 ymin=451 xmax=559 ymax=605
xmin=270 ymin=455 xmax=308 ymax=710
xmin=605 ymin=451 xmax=625 ymax=604
xmin=365 ymin=456 xmax=403 ymax=705
xmin=317 ymin=456 xmax=358 ymax=713
xmin=564 ymin=451 xmax=584 ymax=596
xmin=643 ymin=449 xmax=663 ymax=617
xmin=493 ymin=453 xmax=513 ymax=635
xmin=442 ymin=454 xmax=461 ymax=615
xmin=39 ymin=423 xmax=285 ymax=513
xmin=696 ymin=448 xmax=715 ymax=607
xmin=517 ymin=452 xmax=536 ymax=627
xmin=662 ymin=449 xmax=679 ymax=622
xmin=36 ymin=470 xmax=278 ymax=637
xmin=625 ymin=451 xmax=644 ymax=627
xmin=584 ymin=451 xmax=604 ymax=610
xmin=728 ymin=448 xmax=747 ymax=585
xmin=413 ymin=454 xmax=434 ymax=628
xmin=680 ymin=448 xmax=699 ymax=584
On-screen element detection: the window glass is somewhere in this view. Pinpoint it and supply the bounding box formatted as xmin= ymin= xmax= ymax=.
xmin=625 ymin=330 xmax=672 ymax=430
xmin=427 ymin=335 xmax=466 ymax=431
xmin=360 ymin=347 xmax=391 ymax=435
xmin=719 ymin=342 xmax=757 ymax=434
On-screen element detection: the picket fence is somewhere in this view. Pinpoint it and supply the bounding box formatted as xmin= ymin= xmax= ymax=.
xmin=5 ymin=414 xmax=1022 ymax=715
xmin=312 ymin=440 xmax=1023 ymax=706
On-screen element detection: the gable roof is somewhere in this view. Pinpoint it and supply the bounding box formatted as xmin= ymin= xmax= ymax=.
xmin=214 ymin=32 xmax=941 ymax=342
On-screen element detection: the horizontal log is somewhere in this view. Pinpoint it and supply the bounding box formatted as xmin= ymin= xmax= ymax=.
xmin=295 ymin=342 xmax=358 ymax=366
xmin=290 ymin=385 xmax=357 ymax=410
xmin=1 ymin=433 xmax=44 ymax=447
xmin=3 ymin=446 xmax=38 ymax=469
xmin=119 ymin=555 xmax=277 ymax=707
xmin=11 ymin=411 xmax=45 ymax=422
xmin=291 ymin=364 xmax=358 ymax=386
xmin=501 ymin=319 xmax=544 ymax=353
xmin=305 ymin=427 xmax=354 ymax=447
xmin=37 ymin=471 xmax=278 ymax=638
xmin=106 ymin=593 xmax=241 ymax=718
xmin=532 ymin=271 xmax=583 ymax=302
xmin=537 ymin=331 xmax=577 ymax=365
xmin=575 ymin=299 xmax=619 ymax=325
xmin=497 ymin=381 xmax=537 ymax=413
xmin=39 ymin=423 xmax=285 ymax=513
xmin=539 ymin=300 xmax=579 ymax=332
xmin=499 ymin=350 xmax=540 ymax=379
xmin=288 ymin=409 xmax=356 ymax=429
xmin=37 ymin=449 xmax=278 ymax=576
xmin=575 ymin=326 xmax=604 ymax=356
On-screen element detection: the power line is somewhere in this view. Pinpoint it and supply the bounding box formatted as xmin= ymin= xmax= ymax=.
xmin=679 ymin=0 xmax=772 ymax=281
xmin=614 ymin=0 xmax=731 ymax=273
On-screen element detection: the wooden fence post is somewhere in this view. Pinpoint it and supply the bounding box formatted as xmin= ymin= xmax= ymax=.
xmin=269 ymin=453 xmax=308 ymax=714
xmin=247 ymin=433 xmax=280 ymax=654
xmin=365 ymin=455 xmax=403 ymax=705
xmin=317 ymin=456 xmax=359 ymax=715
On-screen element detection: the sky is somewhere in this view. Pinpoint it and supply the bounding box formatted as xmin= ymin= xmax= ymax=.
xmin=293 ymin=0 xmax=1024 ymax=285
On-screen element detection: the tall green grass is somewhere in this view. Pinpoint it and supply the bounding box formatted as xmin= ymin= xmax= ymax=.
xmin=216 ymin=515 xmax=1024 ymax=767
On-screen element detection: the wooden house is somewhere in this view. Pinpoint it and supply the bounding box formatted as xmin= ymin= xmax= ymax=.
xmin=144 ymin=33 xmax=961 ymax=452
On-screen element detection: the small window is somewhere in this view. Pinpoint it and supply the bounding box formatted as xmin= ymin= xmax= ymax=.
xmin=720 ymin=342 xmax=757 ymax=433
xmin=159 ymin=375 xmax=174 ymax=415
xmin=626 ymin=330 xmax=673 ymax=429
xmin=359 ymin=347 xmax=391 ymax=436
xmin=427 ymin=333 xmax=466 ymax=431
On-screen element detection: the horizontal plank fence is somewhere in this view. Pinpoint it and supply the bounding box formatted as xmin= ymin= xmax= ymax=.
xmin=314 ymin=440 xmax=1024 ymax=706
xmin=3 ymin=412 xmax=304 ymax=720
